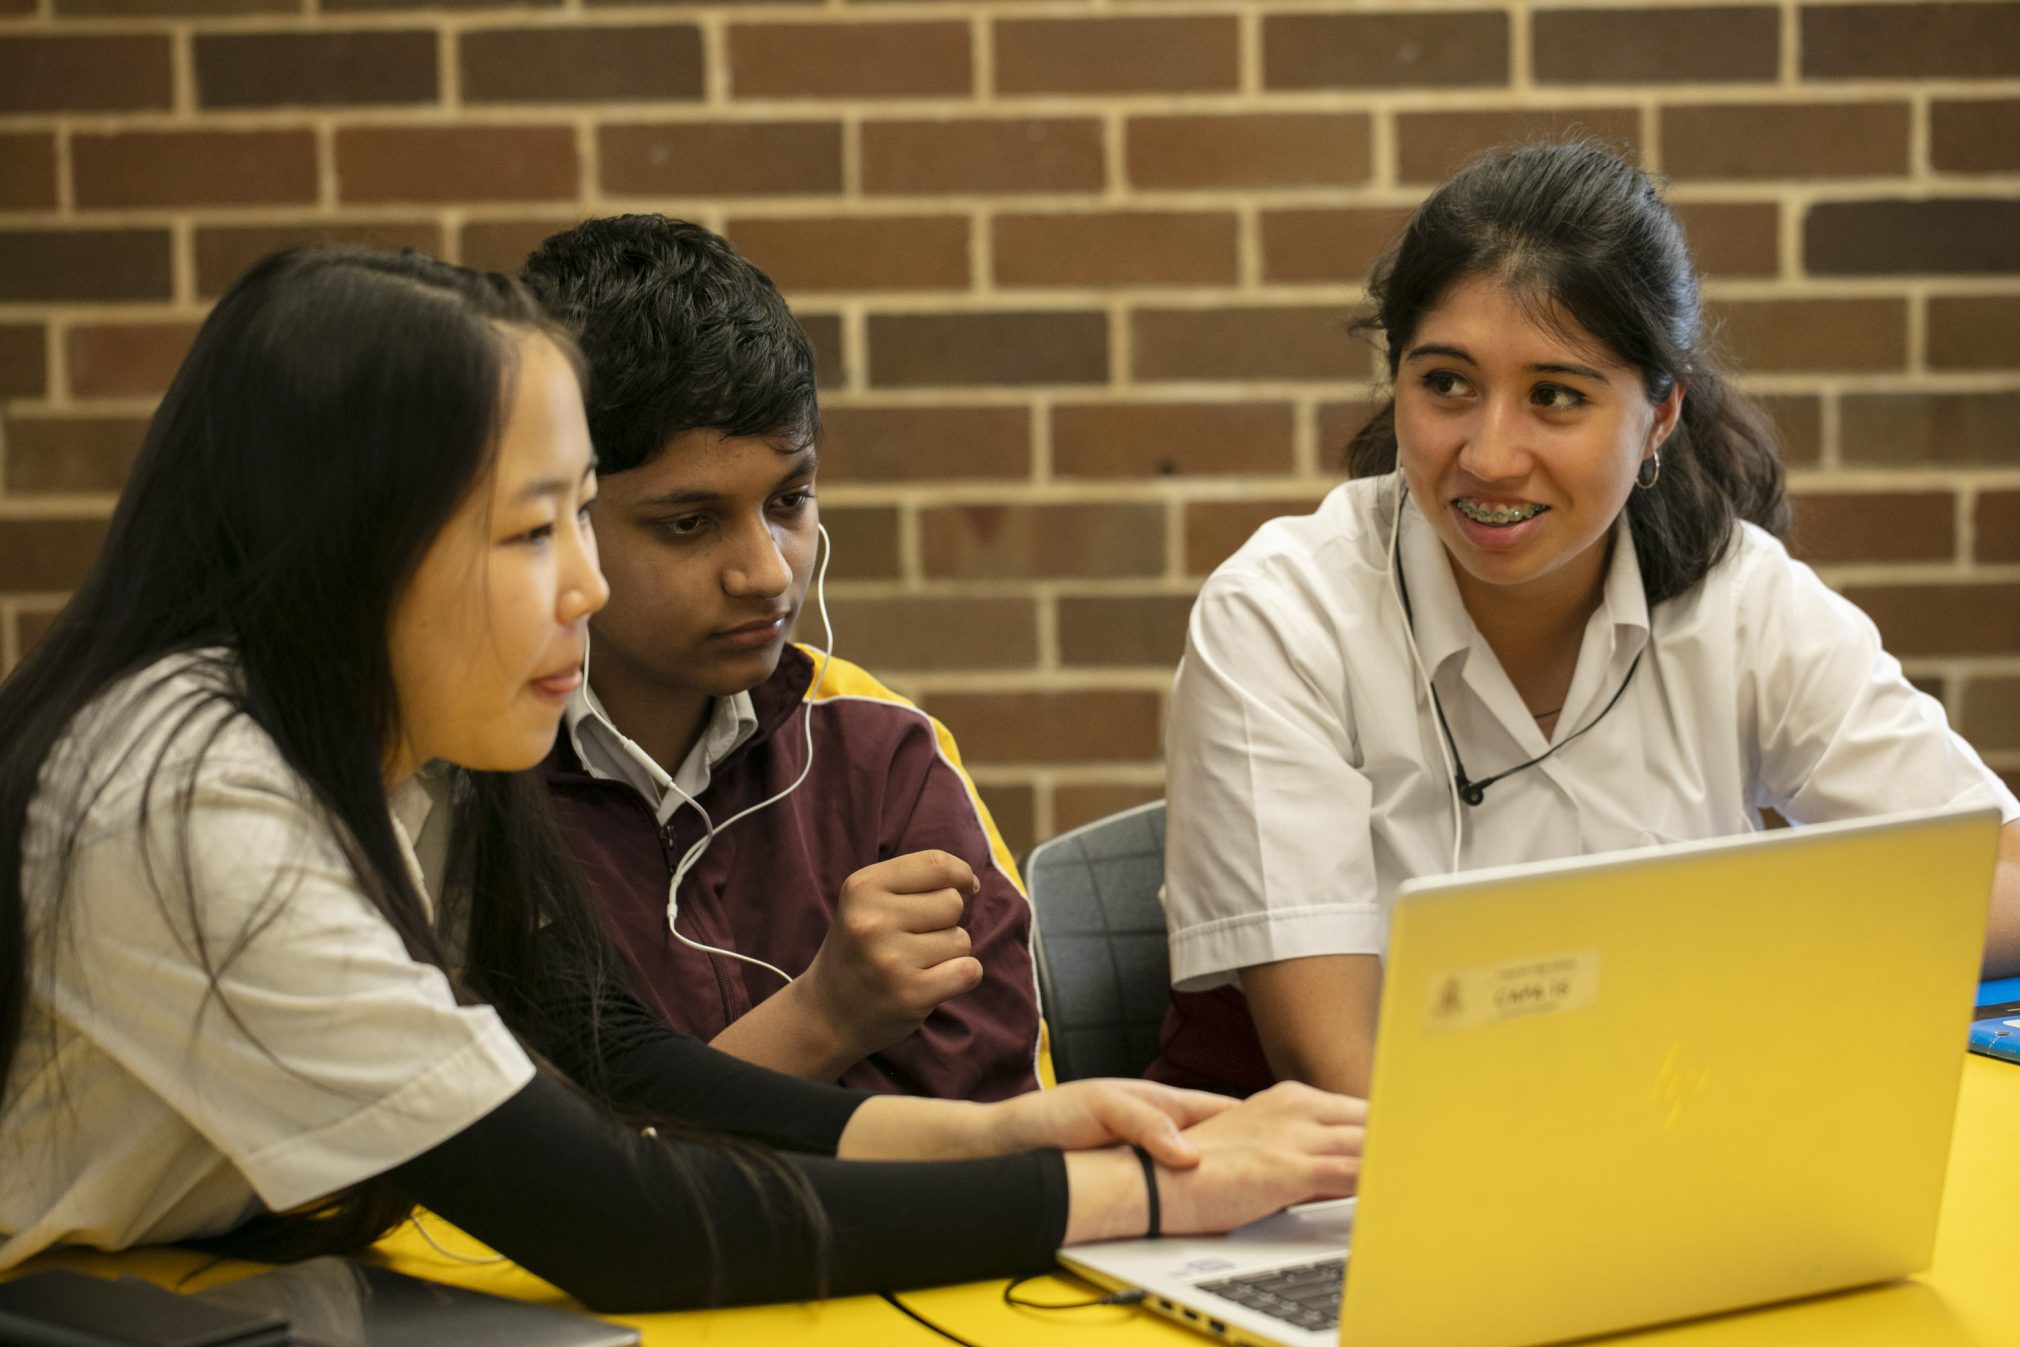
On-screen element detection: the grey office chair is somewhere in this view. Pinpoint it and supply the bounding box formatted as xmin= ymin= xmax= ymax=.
xmin=1022 ymin=800 xmax=1170 ymax=1082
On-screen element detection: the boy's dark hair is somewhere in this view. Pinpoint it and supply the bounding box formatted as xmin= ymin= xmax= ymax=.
xmin=520 ymin=215 xmax=818 ymax=474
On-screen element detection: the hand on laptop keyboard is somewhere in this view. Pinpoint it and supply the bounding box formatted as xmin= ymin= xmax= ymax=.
xmin=1158 ymin=1083 xmax=1368 ymax=1236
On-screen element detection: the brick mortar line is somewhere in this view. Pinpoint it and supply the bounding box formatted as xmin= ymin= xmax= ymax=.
xmin=0 ymin=499 xmax=116 ymax=517
xmin=439 ymin=207 xmax=465 ymax=264
xmin=36 ymin=83 xmax=2020 ymax=131
xmin=1778 ymin=0 xmax=1799 ymax=89
xmin=1777 ymin=183 xmax=1804 ymax=284
xmin=700 ymin=12 xmax=727 ymax=108
xmin=937 ymin=661 xmax=1188 ymax=680
xmin=1163 ymin=492 xmax=1187 ymax=581
xmin=50 ymin=123 xmax=72 ymax=217
xmin=840 ymin=109 xmax=862 ymax=199
xmin=967 ymin=206 xmax=990 ymax=293
xmin=1292 ymin=399 xmax=1318 ymax=478
xmin=1029 ymin=389 xmax=1054 ymax=481
xmin=1098 ymin=108 xmax=1124 ymax=201
xmin=1105 ymin=296 xmax=1130 ymax=388
xmin=907 ymin=669 xmax=1174 ymax=691
xmin=19 ymin=160 xmax=2019 ymax=216
xmin=970 ymin=766 xmax=1166 ymax=789
xmin=1817 ymin=385 xmax=1843 ymax=468
xmin=832 ymin=389 xmax=1373 ymax=411
xmin=1758 ymin=373 xmax=2020 ymax=392
xmin=1787 ymin=468 xmax=2020 ymax=489
xmin=1906 ymin=283 xmax=1927 ymax=377
xmin=818 ymin=475 xmax=2020 ymax=507
xmin=1813 ymin=563 xmax=2020 ymax=586
xmin=1908 ymin=88 xmax=1930 ymax=184
xmin=1635 ymin=89 xmax=1662 ymax=175
xmin=894 ymin=492 xmax=920 ymax=585
xmin=1236 ymin=202 xmax=1259 ymax=291
xmin=971 ymin=9 xmax=991 ymax=101
xmin=838 ymin=302 xmax=865 ymax=393
xmin=764 ymin=287 xmax=1381 ymax=311
xmin=170 ymin=25 xmax=194 ymax=118
xmin=32 ymin=324 xmax=60 ymax=417
xmin=313 ymin=117 xmax=336 ymax=211
xmin=573 ymin=114 xmax=598 ymax=209
xmin=1236 ymin=2 xmax=1260 ymax=99
xmin=1744 ymin=181 xmax=2020 ymax=205
xmin=0 ymin=0 xmax=1916 ymax=33
xmin=822 ymin=579 xmax=1208 ymax=599
xmin=824 ymin=481 xmax=1330 ymax=507
xmin=785 ymin=188 xmax=1419 ymax=213
xmin=1929 ymin=658 xmax=2020 ymax=677
xmin=169 ymin=218 xmax=195 ymax=308
xmin=1035 ymin=584 xmax=1058 ymax=672
xmin=1370 ymin=104 xmax=1398 ymax=189
xmin=438 ymin=25 xmax=458 ymax=113
xmin=614 ymin=188 xmax=1417 ymax=213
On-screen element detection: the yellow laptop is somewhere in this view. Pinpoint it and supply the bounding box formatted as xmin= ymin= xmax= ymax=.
xmin=1059 ymin=805 xmax=2000 ymax=1347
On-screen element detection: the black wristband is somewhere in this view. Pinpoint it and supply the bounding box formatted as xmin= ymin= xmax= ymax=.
xmin=1128 ymin=1144 xmax=1161 ymax=1240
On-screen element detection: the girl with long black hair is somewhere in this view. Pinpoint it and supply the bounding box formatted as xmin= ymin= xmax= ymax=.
xmin=1151 ymin=142 xmax=2020 ymax=1100
xmin=0 ymin=246 xmax=1367 ymax=1309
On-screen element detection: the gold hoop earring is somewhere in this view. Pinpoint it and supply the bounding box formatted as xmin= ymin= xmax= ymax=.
xmin=1635 ymin=448 xmax=1662 ymax=491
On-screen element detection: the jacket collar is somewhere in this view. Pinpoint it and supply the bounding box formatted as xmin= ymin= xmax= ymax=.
xmin=544 ymin=643 xmax=817 ymax=789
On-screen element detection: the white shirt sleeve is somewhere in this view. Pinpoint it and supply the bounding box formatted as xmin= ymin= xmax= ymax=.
xmin=1736 ymin=535 xmax=2020 ymax=826
xmin=1162 ymin=571 xmax=1385 ymax=991
xmin=38 ymin=716 xmax=534 ymax=1214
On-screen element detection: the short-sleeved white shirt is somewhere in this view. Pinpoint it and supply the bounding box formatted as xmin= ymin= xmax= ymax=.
xmin=1162 ymin=476 xmax=2020 ymax=992
xmin=0 ymin=652 xmax=534 ymax=1268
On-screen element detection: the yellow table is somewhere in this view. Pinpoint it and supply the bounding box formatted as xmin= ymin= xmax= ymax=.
xmin=13 ymin=1056 xmax=2019 ymax=1345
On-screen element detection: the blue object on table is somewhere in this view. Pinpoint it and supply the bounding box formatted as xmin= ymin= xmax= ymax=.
xmin=1971 ymin=976 xmax=2020 ymax=1063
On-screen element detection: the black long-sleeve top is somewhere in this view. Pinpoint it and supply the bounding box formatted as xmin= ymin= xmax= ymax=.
xmin=386 ymin=962 xmax=1070 ymax=1313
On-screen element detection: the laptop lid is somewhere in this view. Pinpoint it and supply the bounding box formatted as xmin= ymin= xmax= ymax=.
xmin=1338 ymin=805 xmax=1999 ymax=1347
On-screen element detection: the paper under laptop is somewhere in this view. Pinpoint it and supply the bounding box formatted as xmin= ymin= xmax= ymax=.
xmin=1062 ymin=805 xmax=1999 ymax=1347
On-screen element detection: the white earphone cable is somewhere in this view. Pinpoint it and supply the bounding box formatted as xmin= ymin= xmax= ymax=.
xmin=1387 ymin=475 xmax=1465 ymax=874
xmin=660 ymin=522 xmax=835 ymax=986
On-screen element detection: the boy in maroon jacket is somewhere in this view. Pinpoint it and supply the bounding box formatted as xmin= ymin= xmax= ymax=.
xmin=523 ymin=217 xmax=1041 ymax=1100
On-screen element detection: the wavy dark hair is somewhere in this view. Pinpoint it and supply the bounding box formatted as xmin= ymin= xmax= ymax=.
xmin=520 ymin=214 xmax=818 ymax=473
xmin=1345 ymin=141 xmax=1789 ymax=604
xmin=0 ymin=246 xmax=814 ymax=1284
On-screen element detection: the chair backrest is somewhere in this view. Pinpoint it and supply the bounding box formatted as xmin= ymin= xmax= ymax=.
xmin=1022 ymin=800 xmax=1170 ymax=1083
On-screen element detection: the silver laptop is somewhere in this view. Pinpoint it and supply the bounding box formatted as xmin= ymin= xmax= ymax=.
xmin=1062 ymin=806 xmax=1999 ymax=1347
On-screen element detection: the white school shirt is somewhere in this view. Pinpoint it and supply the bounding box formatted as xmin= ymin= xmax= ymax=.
xmin=563 ymin=676 xmax=758 ymax=826
xmin=0 ymin=652 xmax=534 ymax=1268
xmin=1162 ymin=476 xmax=2019 ymax=992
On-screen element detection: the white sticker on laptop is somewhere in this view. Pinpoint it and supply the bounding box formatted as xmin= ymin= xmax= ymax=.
xmin=1425 ymin=950 xmax=1600 ymax=1031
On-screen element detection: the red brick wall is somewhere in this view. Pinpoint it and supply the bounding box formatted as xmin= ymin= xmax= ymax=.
xmin=3 ymin=1 xmax=2017 ymax=849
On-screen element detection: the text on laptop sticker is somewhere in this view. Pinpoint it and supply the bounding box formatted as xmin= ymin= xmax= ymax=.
xmin=1426 ymin=950 xmax=1601 ymax=1031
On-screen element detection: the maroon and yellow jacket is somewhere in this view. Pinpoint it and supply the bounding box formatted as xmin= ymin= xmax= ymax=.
xmin=542 ymin=643 xmax=1043 ymax=1102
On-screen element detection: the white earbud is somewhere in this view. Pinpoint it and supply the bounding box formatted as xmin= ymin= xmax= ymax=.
xmin=661 ymin=522 xmax=835 ymax=985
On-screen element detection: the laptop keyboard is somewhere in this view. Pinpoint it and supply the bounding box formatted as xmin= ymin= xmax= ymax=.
xmin=1196 ymin=1257 xmax=1346 ymax=1333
